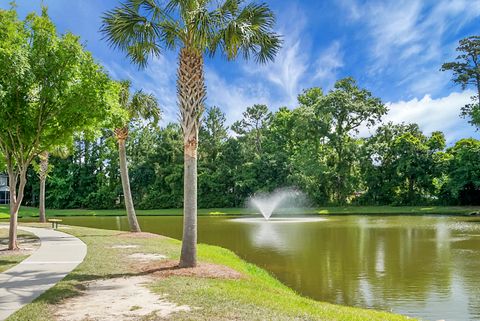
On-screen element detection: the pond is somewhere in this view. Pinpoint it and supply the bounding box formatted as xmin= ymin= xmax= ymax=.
xmin=47 ymin=215 xmax=480 ymax=320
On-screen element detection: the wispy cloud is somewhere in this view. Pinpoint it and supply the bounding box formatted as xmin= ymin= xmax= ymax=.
xmin=313 ymin=41 xmax=344 ymax=89
xmin=242 ymin=4 xmax=310 ymax=106
xmin=338 ymin=0 xmax=480 ymax=97
xmin=243 ymin=4 xmax=345 ymax=107
xmin=337 ymin=0 xmax=362 ymax=21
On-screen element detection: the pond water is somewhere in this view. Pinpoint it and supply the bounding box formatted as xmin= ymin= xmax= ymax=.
xmin=45 ymin=215 xmax=480 ymax=320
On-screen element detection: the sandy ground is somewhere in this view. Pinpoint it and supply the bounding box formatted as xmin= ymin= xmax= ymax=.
xmin=128 ymin=253 xmax=167 ymax=262
xmin=118 ymin=232 xmax=161 ymax=239
xmin=111 ymin=244 xmax=139 ymax=249
xmin=55 ymin=276 xmax=190 ymax=321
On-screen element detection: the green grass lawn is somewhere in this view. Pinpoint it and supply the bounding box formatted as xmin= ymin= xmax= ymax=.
xmin=4 ymin=224 xmax=413 ymax=321
xmin=1 ymin=204 xmax=478 ymax=219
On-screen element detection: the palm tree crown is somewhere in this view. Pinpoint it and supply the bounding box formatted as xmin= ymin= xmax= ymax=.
xmin=101 ymin=0 xmax=282 ymax=66
xmin=118 ymin=80 xmax=160 ymax=127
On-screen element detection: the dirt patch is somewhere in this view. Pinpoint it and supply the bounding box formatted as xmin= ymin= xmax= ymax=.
xmin=128 ymin=253 xmax=167 ymax=262
xmin=117 ymin=232 xmax=161 ymax=239
xmin=139 ymin=260 xmax=244 ymax=280
xmin=54 ymin=276 xmax=190 ymax=321
xmin=111 ymin=244 xmax=139 ymax=249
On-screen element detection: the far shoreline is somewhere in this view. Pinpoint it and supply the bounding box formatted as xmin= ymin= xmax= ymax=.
xmin=1 ymin=205 xmax=479 ymax=219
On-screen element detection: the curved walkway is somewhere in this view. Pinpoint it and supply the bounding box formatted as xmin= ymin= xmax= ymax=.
xmin=0 ymin=225 xmax=86 ymax=321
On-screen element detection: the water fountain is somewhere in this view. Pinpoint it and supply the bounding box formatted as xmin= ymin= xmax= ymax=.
xmin=232 ymin=188 xmax=326 ymax=224
xmin=249 ymin=189 xmax=296 ymax=220
xmin=235 ymin=188 xmax=326 ymax=223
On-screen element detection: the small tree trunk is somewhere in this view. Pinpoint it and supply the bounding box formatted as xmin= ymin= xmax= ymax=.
xmin=116 ymin=129 xmax=141 ymax=233
xmin=178 ymin=48 xmax=206 ymax=268
xmin=8 ymin=166 xmax=27 ymax=250
xmin=8 ymin=204 xmax=19 ymax=250
xmin=39 ymin=151 xmax=49 ymax=223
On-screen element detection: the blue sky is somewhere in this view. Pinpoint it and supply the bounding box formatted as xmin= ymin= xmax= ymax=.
xmin=3 ymin=0 xmax=480 ymax=144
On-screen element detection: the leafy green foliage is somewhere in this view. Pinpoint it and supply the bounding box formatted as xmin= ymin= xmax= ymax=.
xmin=290 ymin=78 xmax=387 ymax=204
xmin=116 ymin=80 xmax=160 ymax=129
xmin=0 ymin=8 xmax=121 ymax=169
xmin=443 ymin=139 xmax=480 ymax=205
xmin=362 ymin=124 xmax=446 ymax=205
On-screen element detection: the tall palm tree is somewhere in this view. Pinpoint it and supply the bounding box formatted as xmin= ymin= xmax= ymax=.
xmin=102 ymin=0 xmax=281 ymax=267
xmin=116 ymin=80 xmax=160 ymax=232
xmin=37 ymin=146 xmax=70 ymax=223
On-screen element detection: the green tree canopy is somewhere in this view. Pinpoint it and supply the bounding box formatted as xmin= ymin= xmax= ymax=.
xmin=362 ymin=123 xmax=446 ymax=205
xmin=0 ymin=6 xmax=123 ymax=249
xmin=445 ymin=138 xmax=480 ymax=205
xmin=294 ymin=78 xmax=387 ymax=204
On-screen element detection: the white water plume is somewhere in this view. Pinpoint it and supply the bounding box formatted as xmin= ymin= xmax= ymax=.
xmin=248 ymin=188 xmax=306 ymax=220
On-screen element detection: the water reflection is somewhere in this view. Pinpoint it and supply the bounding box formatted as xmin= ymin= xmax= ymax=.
xmin=48 ymin=215 xmax=480 ymax=321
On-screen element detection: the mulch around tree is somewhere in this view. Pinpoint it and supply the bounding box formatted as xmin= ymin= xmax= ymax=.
xmin=138 ymin=259 xmax=244 ymax=280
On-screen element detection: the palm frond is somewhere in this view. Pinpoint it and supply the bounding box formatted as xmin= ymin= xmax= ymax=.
xmin=101 ymin=0 xmax=164 ymax=67
xmin=210 ymin=2 xmax=281 ymax=64
xmin=130 ymin=90 xmax=161 ymax=124
xmin=101 ymin=0 xmax=281 ymax=65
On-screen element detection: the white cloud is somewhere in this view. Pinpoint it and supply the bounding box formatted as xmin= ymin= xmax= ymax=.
xmin=367 ymin=0 xmax=422 ymax=63
xmin=359 ymin=90 xmax=479 ymax=144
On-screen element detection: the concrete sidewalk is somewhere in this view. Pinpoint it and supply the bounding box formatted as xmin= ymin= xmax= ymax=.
xmin=0 ymin=225 xmax=86 ymax=320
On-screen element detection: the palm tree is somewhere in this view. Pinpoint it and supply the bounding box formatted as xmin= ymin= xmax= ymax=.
xmin=102 ymin=0 xmax=281 ymax=267
xmin=37 ymin=146 xmax=70 ymax=223
xmin=115 ymin=80 xmax=160 ymax=232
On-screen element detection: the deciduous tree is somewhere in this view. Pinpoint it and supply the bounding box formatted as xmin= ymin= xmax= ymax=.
xmin=0 ymin=7 xmax=121 ymax=249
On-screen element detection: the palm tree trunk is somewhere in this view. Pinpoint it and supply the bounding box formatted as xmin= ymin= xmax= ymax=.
xmin=39 ymin=151 xmax=49 ymax=223
xmin=178 ymin=48 xmax=206 ymax=268
xmin=116 ymin=128 xmax=141 ymax=233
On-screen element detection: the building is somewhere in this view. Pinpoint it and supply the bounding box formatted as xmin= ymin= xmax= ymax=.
xmin=0 ymin=174 xmax=9 ymax=204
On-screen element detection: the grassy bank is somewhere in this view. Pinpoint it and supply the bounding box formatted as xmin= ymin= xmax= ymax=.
xmin=1 ymin=204 xmax=478 ymax=219
xmin=4 ymin=224 xmax=413 ymax=321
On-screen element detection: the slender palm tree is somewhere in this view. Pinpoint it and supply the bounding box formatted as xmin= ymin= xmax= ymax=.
xmin=102 ymin=0 xmax=281 ymax=267
xmin=37 ymin=146 xmax=70 ymax=223
xmin=116 ymin=80 xmax=160 ymax=232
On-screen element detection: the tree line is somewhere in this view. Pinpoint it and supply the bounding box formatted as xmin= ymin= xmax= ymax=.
xmin=18 ymin=78 xmax=480 ymax=210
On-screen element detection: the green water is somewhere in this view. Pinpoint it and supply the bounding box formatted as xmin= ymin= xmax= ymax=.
xmin=52 ymin=215 xmax=480 ymax=320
